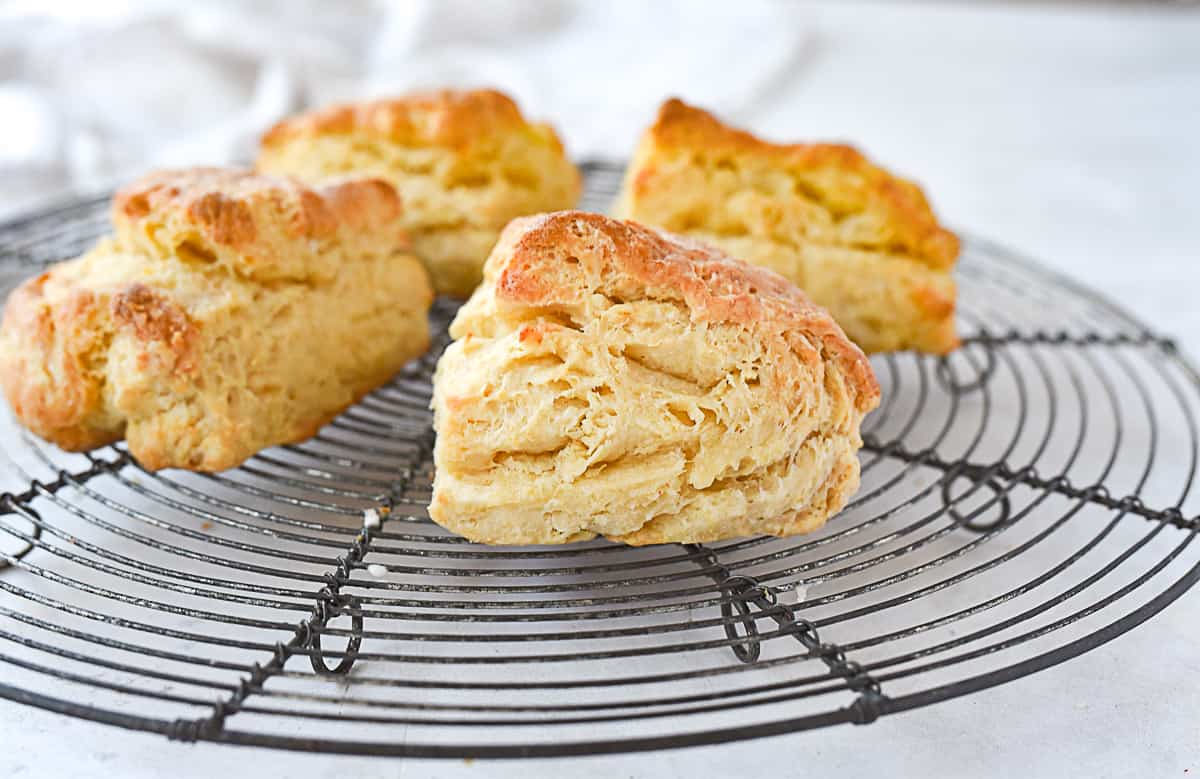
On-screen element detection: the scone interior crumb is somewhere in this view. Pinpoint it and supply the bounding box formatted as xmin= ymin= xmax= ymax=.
xmin=614 ymin=98 xmax=959 ymax=354
xmin=430 ymin=211 xmax=879 ymax=546
xmin=257 ymin=89 xmax=582 ymax=297
xmin=0 ymin=168 xmax=433 ymax=472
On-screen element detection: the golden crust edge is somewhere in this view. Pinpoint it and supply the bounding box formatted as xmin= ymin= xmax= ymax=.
xmin=489 ymin=210 xmax=881 ymax=415
xmin=260 ymin=88 xmax=568 ymax=155
xmin=627 ymin=97 xmax=959 ymax=271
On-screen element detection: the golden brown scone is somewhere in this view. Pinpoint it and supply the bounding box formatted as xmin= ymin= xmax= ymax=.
xmin=430 ymin=211 xmax=879 ymax=546
xmin=0 ymin=168 xmax=432 ymax=471
xmin=257 ymin=88 xmax=582 ymax=298
xmin=614 ymin=98 xmax=959 ymax=354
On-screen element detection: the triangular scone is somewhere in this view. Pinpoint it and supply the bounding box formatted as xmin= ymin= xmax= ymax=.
xmin=430 ymin=211 xmax=880 ymax=546
xmin=0 ymin=168 xmax=432 ymax=471
xmin=614 ymin=98 xmax=959 ymax=354
xmin=257 ymin=88 xmax=581 ymax=298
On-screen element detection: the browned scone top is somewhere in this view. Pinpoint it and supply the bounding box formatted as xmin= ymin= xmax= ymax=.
xmin=257 ymin=88 xmax=581 ymax=298
xmin=112 ymin=167 xmax=406 ymax=284
xmin=432 ymin=211 xmax=880 ymax=546
xmin=615 ymin=98 xmax=960 ymax=355
xmin=261 ymin=88 xmax=567 ymax=154
xmin=488 ymin=211 xmax=879 ymax=414
xmin=1 ymin=168 xmax=432 ymax=471
xmin=640 ymin=99 xmax=958 ymax=270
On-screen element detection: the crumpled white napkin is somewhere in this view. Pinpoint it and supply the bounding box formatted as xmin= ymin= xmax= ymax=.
xmin=0 ymin=0 xmax=810 ymax=218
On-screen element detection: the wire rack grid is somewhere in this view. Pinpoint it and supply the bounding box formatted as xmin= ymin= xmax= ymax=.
xmin=0 ymin=161 xmax=1197 ymax=758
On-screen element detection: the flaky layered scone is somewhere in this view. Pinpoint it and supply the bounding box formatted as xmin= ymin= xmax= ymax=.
xmin=0 ymin=168 xmax=432 ymax=471
xmin=615 ymin=98 xmax=959 ymax=354
xmin=257 ymin=88 xmax=581 ymax=298
xmin=430 ymin=211 xmax=879 ymax=545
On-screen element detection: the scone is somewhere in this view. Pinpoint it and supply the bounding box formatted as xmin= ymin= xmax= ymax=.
xmin=0 ymin=168 xmax=432 ymax=471
xmin=430 ymin=211 xmax=880 ymax=546
xmin=614 ymin=98 xmax=959 ymax=354
xmin=257 ymin=88 xmax=581 ymax=298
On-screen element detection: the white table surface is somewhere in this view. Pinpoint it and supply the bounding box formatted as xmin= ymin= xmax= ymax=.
xmin=3 ymin=2 xmax=1199 ymax=776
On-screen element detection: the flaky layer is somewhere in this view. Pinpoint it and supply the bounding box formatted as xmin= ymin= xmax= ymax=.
xmin=0 ymin=170 xmax=432 ymax=471
xmin=614 ymin=98 xmax=959 ymax=354
xmin=430 ymin=211 xmax=878 ymax=545
xmin=257 ymin=89 xmax=581 ymax=297
xmin=683 ymin=232 xmax=957 ymax=354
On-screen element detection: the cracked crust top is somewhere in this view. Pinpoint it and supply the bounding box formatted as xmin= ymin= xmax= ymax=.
xmin=432 ymin=210 xmax=880 ymax=545
xmin=260 ymin=88 xmax=567 ymax=154
xmin=1 ymin=166 xmax=432 ymax=471
xmin=634 ymin=98 xmax=958 ymax=270
xmin=483 ymin=211 xmax=879 ymax=414
xmin=112 ymin=168 xmax=407 ymax=284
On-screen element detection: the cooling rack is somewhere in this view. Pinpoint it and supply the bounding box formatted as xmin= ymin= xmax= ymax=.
xmin=0 ymin=161 xmax=1197 ymax=759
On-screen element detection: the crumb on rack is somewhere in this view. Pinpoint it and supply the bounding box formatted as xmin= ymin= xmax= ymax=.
xmin=779 ymin=584 xmax=807 ymax=605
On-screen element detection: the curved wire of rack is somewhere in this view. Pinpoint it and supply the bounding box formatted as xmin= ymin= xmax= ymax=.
xmin=0 ymin=161 xmax=1197 ymax=758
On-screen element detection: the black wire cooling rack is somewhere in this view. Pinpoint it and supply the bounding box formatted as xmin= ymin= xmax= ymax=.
xmin=0 ymin=161 xmax=1198 ymax=759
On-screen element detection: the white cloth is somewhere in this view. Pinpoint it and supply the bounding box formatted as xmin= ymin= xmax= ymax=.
xmin=0 ymin=0 xmax=810 ymax=218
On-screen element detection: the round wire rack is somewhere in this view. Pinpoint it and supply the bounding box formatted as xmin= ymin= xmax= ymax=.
xmin=0 ymin=161 xmax=1198 ymax=759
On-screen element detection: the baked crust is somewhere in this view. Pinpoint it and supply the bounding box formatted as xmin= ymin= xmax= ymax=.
xmin=257 ymin=89 xmax=581 ymax=297
xmin=0 ymin=168 xmax=433 ymax=471
xmin=614 ymin=98 xmax=959 ymax=354
xmin=112 ymin=168 xmax=405 ymax=284
xmin=488 ymin=212 xmax=878 ymax=408
xmin=430 ymin=211 xmax=879 ymax=545
xmin=261 ymin=89 xmax=551 ymax=152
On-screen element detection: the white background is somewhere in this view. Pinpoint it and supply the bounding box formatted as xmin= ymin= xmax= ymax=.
xmin=1 ymin=2 xmax=1199 ymax=776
